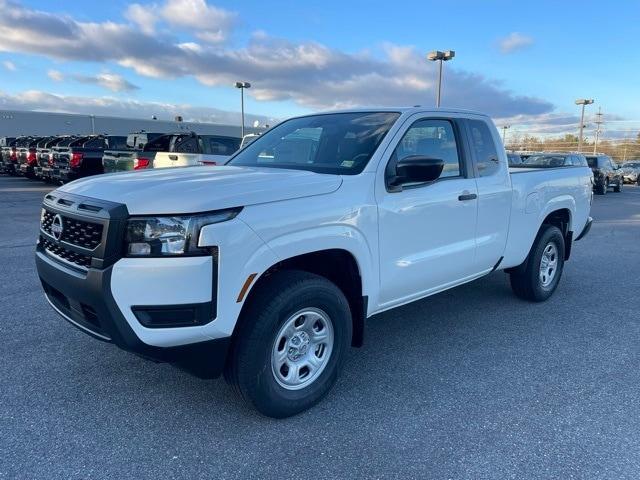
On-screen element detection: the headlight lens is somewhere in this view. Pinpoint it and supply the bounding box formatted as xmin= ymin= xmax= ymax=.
xmin=125 ymin=208 xmax=241 ymax=257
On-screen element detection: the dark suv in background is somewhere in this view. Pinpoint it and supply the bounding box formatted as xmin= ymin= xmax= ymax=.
xmin=586 ymin=154 xmax=623 ymax=194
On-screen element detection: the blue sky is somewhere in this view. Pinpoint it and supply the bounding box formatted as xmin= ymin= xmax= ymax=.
xmin=0 ymin=0 xmax=638 ymax=137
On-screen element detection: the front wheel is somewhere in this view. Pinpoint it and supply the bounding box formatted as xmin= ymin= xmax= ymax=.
xmin=225 ymin=270 xmax=352 ymax=418
xmin=613 ymin=179 xmax=623 ymax=192
xmin=596 ymin=179 xmax=608 ymax=195
xmin=510 ymin=225 xmax=565 ymax=302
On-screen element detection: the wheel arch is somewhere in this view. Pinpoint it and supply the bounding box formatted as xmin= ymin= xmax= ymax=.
xmin=235 ymin=248 xmax=368 ymax=348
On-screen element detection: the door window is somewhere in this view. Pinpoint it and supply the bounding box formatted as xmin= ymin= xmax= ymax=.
xmin=391 ymin=119 xmax=461 ymax=179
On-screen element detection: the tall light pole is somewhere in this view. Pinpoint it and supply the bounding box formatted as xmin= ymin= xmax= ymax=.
xmin=593 ymin=107 xmax=603 ymax=155
xmin=575 ymin=98 xmax=594 ymax=152
xmin=501 ymin=125 xmax=511 ymax=145
xmin=427 ymin=50 xmax=455 ymax=108
xmin=235 ymin=81 xmax=251 ymax=138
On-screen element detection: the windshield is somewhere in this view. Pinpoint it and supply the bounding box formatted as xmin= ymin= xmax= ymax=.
xmin=227 ymin=112 xmax=401 ymax=174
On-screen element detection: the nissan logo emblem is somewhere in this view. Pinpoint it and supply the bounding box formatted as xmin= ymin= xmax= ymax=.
xmin=51 ymin=214 xmax=64 ymax=241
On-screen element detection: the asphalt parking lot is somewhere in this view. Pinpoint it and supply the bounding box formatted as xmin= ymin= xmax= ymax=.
xmin=1 ymin=175 xmax=639 ymax=480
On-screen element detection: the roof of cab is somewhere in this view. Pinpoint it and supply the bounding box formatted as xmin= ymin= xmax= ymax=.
xmin=295 ymin=106 xmax=490 ymax=118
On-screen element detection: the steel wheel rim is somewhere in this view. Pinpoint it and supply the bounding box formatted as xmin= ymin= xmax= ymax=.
xmin=539 ymin=242 xmax=559 ymax=287
xmin=271 ymin=307 xmax=334 ymax=390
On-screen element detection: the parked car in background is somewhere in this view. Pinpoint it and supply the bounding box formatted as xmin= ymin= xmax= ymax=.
xmin=507 ymin=153 xmax=523 ymax=166
xmin=102 ymin=131 xmax=165 ymax=173
xmin=240 ymin=133 xmax=261 ymax=149
xmin=35 ymin=136 xmax=78 ymax=182
xmin=17 ymin=136 xmax=46 ymax=178
xmin=620 ymin=161 xmax=640 ymax=185
xmin=586 ymin=154 xmax=623 ymax=194
xmin=0 ymin=137 xmax=17 ymax=173
xmin=519 ymin=153 xmax=589 ymax=168
xmin=152 ymin=132 xmax=241 ymax=169
xmin=1 ymin=137 xmax=27 ymax=174
xmin=52 ymin=135 xmax=127 ymax=183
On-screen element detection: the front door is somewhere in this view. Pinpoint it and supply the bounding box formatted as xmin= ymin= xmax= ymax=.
xmin=376 ymin=117 xmax=479 ymax=307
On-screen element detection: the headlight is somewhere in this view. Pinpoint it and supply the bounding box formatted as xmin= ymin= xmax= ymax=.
xmin=125 ymin=208 xmax=241 ymax=257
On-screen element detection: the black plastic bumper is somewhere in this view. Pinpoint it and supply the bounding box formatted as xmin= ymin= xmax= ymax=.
xmin=55 ymin=169 xmax=80 ymax=182
xmin=36 ymin=248 xmax=230 ymax=379
xmin=575 ymin=217 xmax=593 ymax=241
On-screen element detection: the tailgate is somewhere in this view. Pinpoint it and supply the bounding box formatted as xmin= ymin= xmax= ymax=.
xmin=153 ymin=152 xmax=200 ymax=169
xmin=53 ymin=148 xmax=70 ymax=168
xmin=103 ymin=150 xmax=136 ymax=172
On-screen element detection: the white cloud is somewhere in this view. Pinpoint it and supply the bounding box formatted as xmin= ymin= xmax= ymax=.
xmin=498 ymin=32 xmax=534 ymax=54
xmin=2 ymin=60 xmax=16 ymax=71
xmin=0 ymin=1 xmax=553 ymax=118
xmin=160 ymin=0 xmax=236 ymax=43
xmin=47 ymin=69 xmax=64 ymax=81
xmin=125 ymin=3 xmax=157 ymax=35
xmin=74 ymin=72 xmax=139 ymax=92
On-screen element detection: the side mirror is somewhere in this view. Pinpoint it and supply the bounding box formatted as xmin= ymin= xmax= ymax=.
xmin=390 ymin=155 xmax=445 ymax=189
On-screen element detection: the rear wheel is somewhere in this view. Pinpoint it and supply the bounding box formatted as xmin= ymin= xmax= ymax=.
xmin=510 ymin=225 xmax=565 ymax=302
xmin=225 ymin=270 xmax=352 ymax=418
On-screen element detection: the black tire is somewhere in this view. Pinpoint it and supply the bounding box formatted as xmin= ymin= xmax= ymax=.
xmin=225 ymin=270 xmax=352 ymax=418
xmin=613 ymin=179 xmax=622 ymax=192
xmin=509 ymin=225 xmax=565 ymax=302
xmin=596 ymin=180 xmax=608 ymax=195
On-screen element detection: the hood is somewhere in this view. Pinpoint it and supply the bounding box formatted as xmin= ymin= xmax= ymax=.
xmin=59 ymin=166 xmax=342 ymax=215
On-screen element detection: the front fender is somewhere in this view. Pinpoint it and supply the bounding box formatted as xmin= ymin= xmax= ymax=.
xmin=264 ymin=224 xmax=377 ymax=307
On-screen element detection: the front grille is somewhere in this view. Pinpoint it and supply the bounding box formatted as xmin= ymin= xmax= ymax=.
xmin=41 ymin=210 xmax=104 ymax=250
xmin=40 ymin=236 xmax=92 ymax=269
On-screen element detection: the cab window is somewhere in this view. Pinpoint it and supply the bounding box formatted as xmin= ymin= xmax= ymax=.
xmin=392 ymin=119 xmax=461 ymax=178
xmin=468 ymin=120 xmax=499 ymax=177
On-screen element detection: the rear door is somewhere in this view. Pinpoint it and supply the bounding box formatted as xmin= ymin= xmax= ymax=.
xmin=376 ymin=115 xmax=479 ymax=307
xmin=464 ymin=119 xmax=512 ymax=272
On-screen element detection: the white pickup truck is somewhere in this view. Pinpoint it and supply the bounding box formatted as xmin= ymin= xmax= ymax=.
xmin=152 ymin=132 xmax=241 ymax=168
xmin=36 ymin=108 xmax=593 ymax=418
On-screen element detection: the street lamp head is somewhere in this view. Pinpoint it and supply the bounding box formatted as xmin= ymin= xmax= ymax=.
xmin=575 ymin=98 xmax=594 ymax=105
xmin=235 ymin=81 xmax=251 ymax=89
xmin=427 ymin=50 xmax=455 ymax=61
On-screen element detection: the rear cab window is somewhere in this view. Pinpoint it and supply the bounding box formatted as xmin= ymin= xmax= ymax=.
xmin=467 ymin=120 xmax=499 ymax=176
xmin=201 ymin=136 xmax=241 ymax=155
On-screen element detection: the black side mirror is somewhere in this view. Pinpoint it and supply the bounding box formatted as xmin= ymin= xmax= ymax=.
xmin=390 ymin=155 xmax=445 ymax=190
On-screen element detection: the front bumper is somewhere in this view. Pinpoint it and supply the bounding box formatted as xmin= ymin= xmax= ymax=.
xmin=54 ymin=168 xmax=80 ymax=182
xmin=36 ymin=249 xmax=230 ymax=378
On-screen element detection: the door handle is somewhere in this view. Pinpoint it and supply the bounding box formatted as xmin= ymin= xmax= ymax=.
xmin=458 ymin=192 xmax=477 ymax=201
xmin=169 ymin=155 xmax=178 ymax=161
